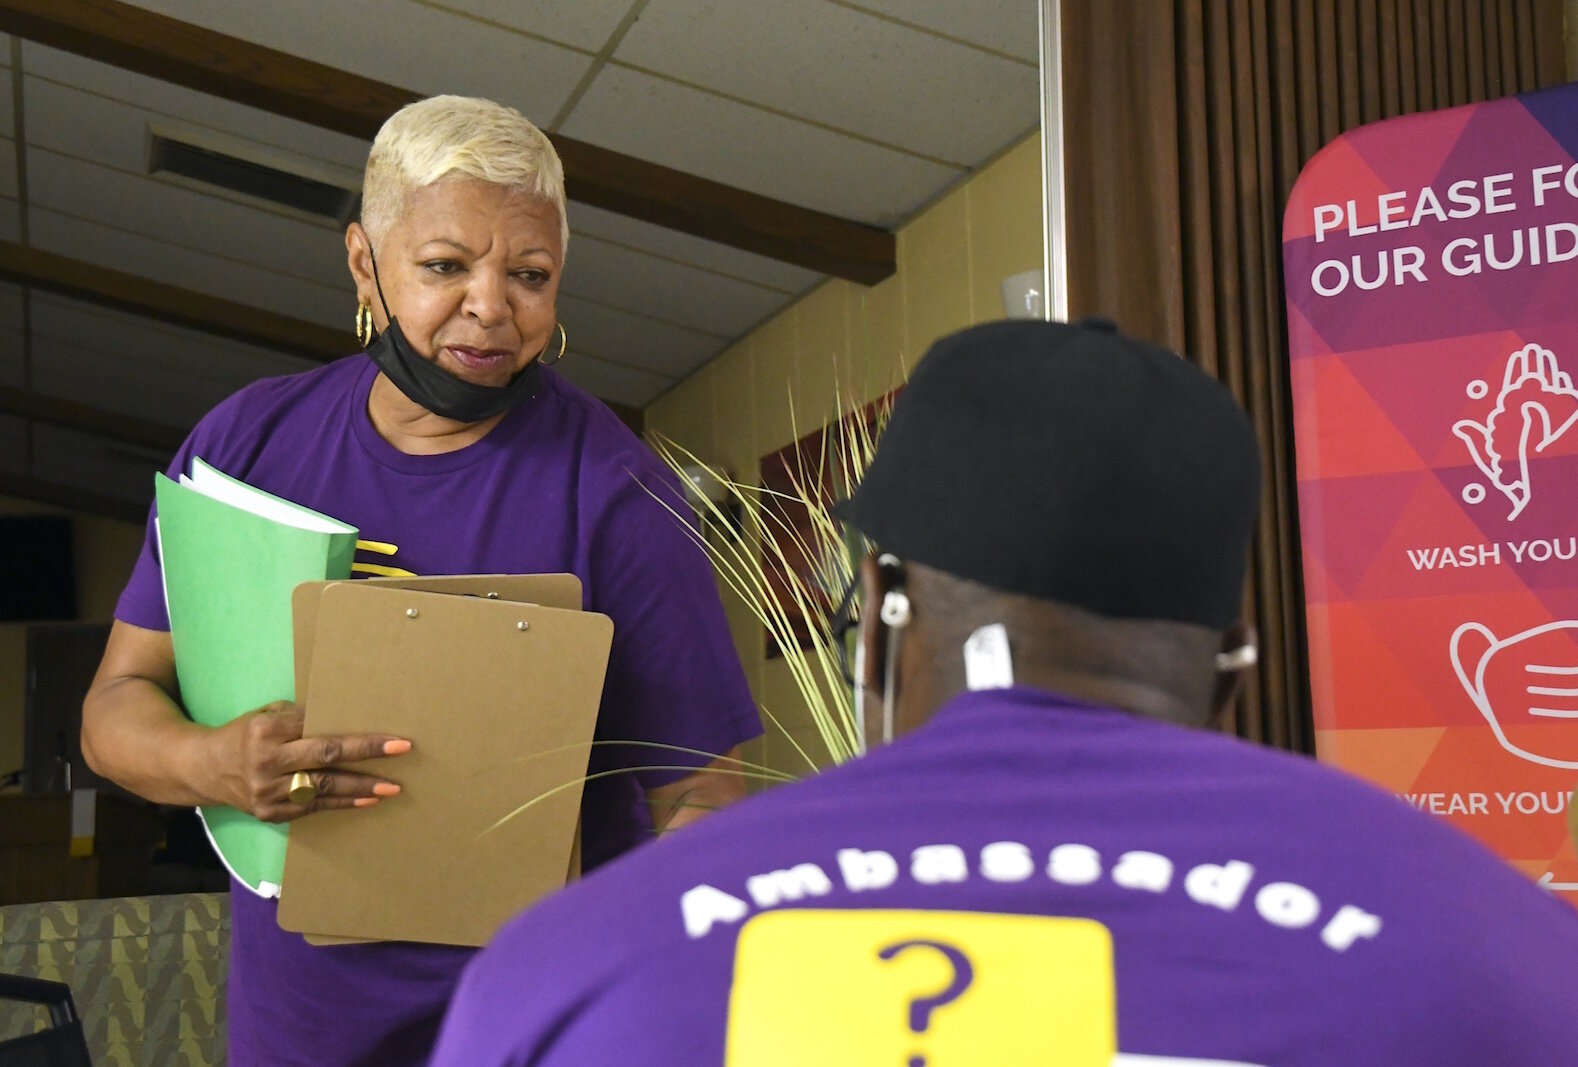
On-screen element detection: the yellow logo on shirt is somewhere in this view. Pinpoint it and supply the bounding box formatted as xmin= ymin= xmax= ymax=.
xmin=724 ymin=909 xmax=1115 ymax=1066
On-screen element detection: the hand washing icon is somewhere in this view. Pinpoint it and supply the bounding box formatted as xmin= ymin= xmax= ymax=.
xmin=1451 ymin=621 xmax=1578 ymax=768
xmin=1453 ymin=343 xmax=1578 ymax=520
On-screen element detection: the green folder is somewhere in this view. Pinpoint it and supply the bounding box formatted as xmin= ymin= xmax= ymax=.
xmin=155 ymin=457 xmax=358 ymax=897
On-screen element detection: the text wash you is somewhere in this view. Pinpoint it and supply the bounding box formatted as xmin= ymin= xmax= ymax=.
xmin=679 ymin=842 xmax=1382 ymax=954
xmin=1306 ymin=168 xmax=1578 ymax=297
xmin=1408 ymin=540 xmax=1578 ymax=570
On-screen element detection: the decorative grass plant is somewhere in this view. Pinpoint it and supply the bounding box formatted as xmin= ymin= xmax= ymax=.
xmin=648 ymin=383 xmax=894 ymax=776
xmin=487 ymin=382 xmax=896 ymax=836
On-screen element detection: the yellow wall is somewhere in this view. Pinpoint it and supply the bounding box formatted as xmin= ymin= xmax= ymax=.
xmin=644 ymin=131 xmax=1043 ymax=782
xmin=0 ymin=496 xmax=144 ymax=779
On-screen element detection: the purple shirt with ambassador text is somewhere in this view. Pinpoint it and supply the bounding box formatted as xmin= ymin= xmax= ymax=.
xmin=114 ymin=356 xmax=760 ymax=1067
xmin=433 ymin=686 xmax=1578 ymax=1066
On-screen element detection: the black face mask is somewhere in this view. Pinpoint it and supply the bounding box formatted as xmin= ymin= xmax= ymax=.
xmin=363 ymin=248 xmax=541 ymax=424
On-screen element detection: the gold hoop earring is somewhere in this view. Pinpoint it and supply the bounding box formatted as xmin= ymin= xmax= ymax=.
xmin=355 ymin=303 xmax=373 ymax=348
xmin=540 ymin=321 xmax=567 ymax=366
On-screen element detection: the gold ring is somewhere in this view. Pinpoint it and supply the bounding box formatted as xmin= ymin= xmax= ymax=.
xmin=288 ymin=771 xmax=318 ymax=806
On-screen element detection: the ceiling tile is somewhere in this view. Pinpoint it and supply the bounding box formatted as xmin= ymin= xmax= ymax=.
xmin=26 ymin=147 xmax=351 ymax=289
xmin=30 ymin=422 xmax=165 ymax=504
xmin=562 ymin=233 xmax=792 ymax=339
xmin=569 ymin=202 xmax=822 ymax=295
xmin=0 ymin=280 xmax=20 ymax=327
xmin=556 ymin=293 xmax=723 ymax=377
xmin=30 ymin=207 xmax=352 ymax=330
xmin=0 ymin=138 xmax=17 ymax=199
xmin=0 ymin=414 xmax=26 ymax=475
xmin=617 ymin=0 xmax=1039 ymax=167
xmin=21 ymin=44 xmax=371 ymax=172
xmin=24 ymin=75 xmax=150 ymax=175
xmin=560 ymin=64 xmax=961 ymax=226
xmin=0 ymin=68 xmax=15 ymax=131
xmin=31 ymin=331 xmax=241 ymax=431
xmin=0 ymin=282 xmax=21 ymax=389
xmin=553 ymin=352 xmax=672 ymax=408
xmin=421 ymin=0 xmax=639 ymax=53
xmin=845 ymin=0 xmax=1040 ymax=64
xmin=28 ymin=292 xmax=318 ymax=429
xmin=0 ymin=328 xmax=24 ymax=390
xmin=122 ymin=0 xmax=592 ymax=123
xmin=30 ymin=292 xmax=316 ymax=383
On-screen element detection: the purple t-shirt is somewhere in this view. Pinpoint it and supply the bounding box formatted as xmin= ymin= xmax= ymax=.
xmin=114 ymin=356 xmax=760 ymax=1067
xmin=433 ymin=686 xmax=1578 ymax=1066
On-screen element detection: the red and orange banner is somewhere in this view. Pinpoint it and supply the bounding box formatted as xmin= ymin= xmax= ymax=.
xmin=1284 ymin=83 xmax=1578 ymax=899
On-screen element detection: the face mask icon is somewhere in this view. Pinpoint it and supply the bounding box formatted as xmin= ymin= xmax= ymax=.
xmin=1451 ymin=621 xmax=1578 ymax=768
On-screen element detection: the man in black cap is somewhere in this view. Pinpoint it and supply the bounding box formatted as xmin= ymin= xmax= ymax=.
xmin=432 ymin=320 xmax=1578 ymax=1067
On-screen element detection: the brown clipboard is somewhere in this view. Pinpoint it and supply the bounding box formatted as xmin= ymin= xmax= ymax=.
xmin=291 ymin=573 xmax=585 ymax=701
xmin=278 ymin=577 xmax=610 ymax=947
xmin=287 ymin=574 xmax=586 ymax=946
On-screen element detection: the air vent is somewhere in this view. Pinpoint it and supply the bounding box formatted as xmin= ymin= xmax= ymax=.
xmin=149 ymin=134 xmax=360 ymax=224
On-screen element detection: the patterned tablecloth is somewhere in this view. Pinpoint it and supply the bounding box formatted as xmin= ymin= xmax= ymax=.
xmin=0 ymin=893 xmax=228 ymax=1066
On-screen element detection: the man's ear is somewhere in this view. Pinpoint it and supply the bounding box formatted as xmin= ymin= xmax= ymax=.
xmin=857 ymin=553 xmax=888 ymax=711
xmin=1209 ymin=622 xmax=1256 ymax=727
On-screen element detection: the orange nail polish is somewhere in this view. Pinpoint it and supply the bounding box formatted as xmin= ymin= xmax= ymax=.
xmin=372 ymin=782 xmax=401 ymax=797
xmin=383 ymin=739 xmax=413 ymax=755
xmin=353 ymin=797 xmax=380 ymax=808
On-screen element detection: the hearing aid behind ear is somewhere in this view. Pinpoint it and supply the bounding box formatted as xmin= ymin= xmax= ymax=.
xmin=1215 ymin=645 xmax=1258 ymax=671
xmin=875 ymin=553 xmax=911 ymax=628
xmin=879 ymin=590 xmax=911 ymax=627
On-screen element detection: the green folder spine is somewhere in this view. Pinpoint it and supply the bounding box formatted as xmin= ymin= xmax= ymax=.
xmin=155 ymin=469 xmax=357 ymax=897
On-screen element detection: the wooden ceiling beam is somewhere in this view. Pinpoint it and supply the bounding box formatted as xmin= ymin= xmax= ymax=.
xmin=0 ymin=241 xmax=643 ymax=439
xmin=2 ymin=368 xmax=642 ymax=520
xmin=0 ymin=0 xmax=896 ymax=284
xmin=3 ymin=369 xmax=641 ymax=458
xmin=0 ymin=385 xmax=185 ymax=453
xmin=0 ymin=471 xmax=147 ymax=524
xmin=0 ymin=239 xmax=355 ymax=360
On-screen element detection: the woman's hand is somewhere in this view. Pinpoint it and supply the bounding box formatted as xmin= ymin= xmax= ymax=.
xmin=83 ymin=621 xmax=413 ymax=818
xmin=210 ymin=701 xmax=410 ymax=823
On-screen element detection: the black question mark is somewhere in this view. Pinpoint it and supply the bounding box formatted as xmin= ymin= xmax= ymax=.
xmin=878 ymin=939 xmax=975 ymax=1067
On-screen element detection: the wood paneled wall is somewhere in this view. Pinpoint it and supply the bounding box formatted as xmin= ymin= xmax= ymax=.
xmin=1061 ymin=0 xmax=1567 ymax=752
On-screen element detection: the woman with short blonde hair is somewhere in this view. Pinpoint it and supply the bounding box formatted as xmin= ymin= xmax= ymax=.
xmin=84 ymin=94 xmax=760 ymax=1067
xmin=360 ymin=95 xmax=569 ymax=251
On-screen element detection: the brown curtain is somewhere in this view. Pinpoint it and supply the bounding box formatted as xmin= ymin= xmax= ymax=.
xmin=1061 ymin=0 xmax=1567 ymax=753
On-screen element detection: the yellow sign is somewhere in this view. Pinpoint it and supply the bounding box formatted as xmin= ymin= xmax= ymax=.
xmin=724 ymin=909 xmax=1115 ymax=1066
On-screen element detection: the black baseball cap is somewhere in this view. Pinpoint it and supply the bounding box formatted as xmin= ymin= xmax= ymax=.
xmin=834 ymin=318 xmax=1261 ymax=629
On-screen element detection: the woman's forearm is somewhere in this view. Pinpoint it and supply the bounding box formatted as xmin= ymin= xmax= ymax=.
xmin=82 ymin=674 xmax=229 ymax=807
xmin=646 ymin=746 xmax=749 ymax=834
